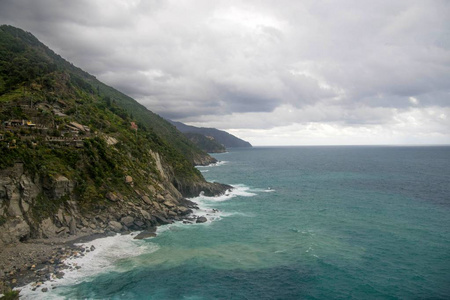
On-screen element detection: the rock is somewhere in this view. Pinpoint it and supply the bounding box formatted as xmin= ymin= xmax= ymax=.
xmin=163 ymin=200 xmax=175 ymax=208
xmin=142 ymin=195 xmax=152 ymax=205
xmin=134 ymin=220 xmax=145 ymax=228
xmin=106 ymin=192 xmax=119 ymax=202
xmin=69 ymin=218 xmax=77 ymax=235
xmin=55 ymin=272 xmax=64 ymax=279
xmin=105 ymin=136 xmax=118 ymax=145
xmin=156 ymin=194 xmax=165 ymax=203
xmin=90 ymin=245 xmax=95 ymax=251
xmin=120 ymin=216 xmax=134 ymax=227
xmin=0 ymin=217 xmax=30 ymax=244
xmin=42 ymin=287 xmax=48 ymax=292
xmin=52 ymin=175 xmax=74 ymax=199
xmin=108 ymin=220 xmax=122 ymax=232
xmin=147 ymin=185 xmax=156 ymax=194
xmin=56 ymin=227 xmax=67 ymax=234
xmin=133 ymin=229 xmax=157 ymax=240
xmin=178 ymin=206 xmax=192 ymax=216
xmin=125 ymin=175 xmax=133 ymax=184
xmin=139 ymin=209 xmax=151 ymax=220
xmin=196 ymin=216 xmax=207 ymax=223
xmin=154 ymin=214 xmax=171 ymax=225
xmin=7 ymin=189 xmax=23 ymax=217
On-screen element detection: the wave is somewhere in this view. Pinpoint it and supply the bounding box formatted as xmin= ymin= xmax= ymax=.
xmin=196 ymin=160 xmax=228 ymax=168
xmin=18 ymin=234 xmax=158 ymax=299
xmin=249 ymin=187 xmax=276 ymax=193
xmin=18 ymin=183 xmax=258 ymax=298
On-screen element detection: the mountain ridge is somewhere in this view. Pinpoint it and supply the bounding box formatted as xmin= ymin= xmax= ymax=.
xmin=169 ymin=120 xmax=252 ymax=150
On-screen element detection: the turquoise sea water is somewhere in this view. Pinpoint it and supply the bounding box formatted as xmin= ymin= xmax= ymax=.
xmin=37 ymin=146 xmax=450 ymax=299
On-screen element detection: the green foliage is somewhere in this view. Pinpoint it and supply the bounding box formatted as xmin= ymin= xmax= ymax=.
xmin=0 ymin=289 xmax=20 ymax=300
xmin=0 ymin=25 xmax=213 ymax=215
xmin=184 ymin=132 xmax=226 ymax=153
xmin=32 ymin=193 xmax=68 ymax=222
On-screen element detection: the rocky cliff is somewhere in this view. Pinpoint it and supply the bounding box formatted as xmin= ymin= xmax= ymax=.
xmin=0 ymin=158 xmax=229 ymax=248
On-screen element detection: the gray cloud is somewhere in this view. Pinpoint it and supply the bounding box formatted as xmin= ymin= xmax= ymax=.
xmin=1 ymin=0 xmax=449 ymax=145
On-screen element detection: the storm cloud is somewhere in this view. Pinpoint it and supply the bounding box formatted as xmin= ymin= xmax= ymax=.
xmin=1 ymin=0 xmax=449 ymax=145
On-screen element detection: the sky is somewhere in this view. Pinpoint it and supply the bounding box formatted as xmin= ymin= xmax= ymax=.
xmin=1 ymin=0 xmax=449 ymax=146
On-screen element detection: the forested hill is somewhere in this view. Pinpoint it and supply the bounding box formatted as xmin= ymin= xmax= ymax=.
xmin=0 ymin=25 xmax=229 ymax=250
xmin=169 ymin=120 xmax=252 ymax=149
xmin=0 ymin=25 xmax=213 ymax=167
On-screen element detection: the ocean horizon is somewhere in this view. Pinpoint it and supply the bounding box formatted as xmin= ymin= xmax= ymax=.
xmin=20 ymin=145 xmax=450 ymax=299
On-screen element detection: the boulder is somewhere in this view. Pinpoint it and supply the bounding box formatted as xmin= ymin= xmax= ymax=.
xmin=139 ymin=209 xmax=151 ymax=220
xmin=125 ymin=175 xmax=133 ymax=184
xmin=178 ymin=206 xmax=192 ymax=216
xmin=142 ymin=195 xmax=152 ymax=205
xmin=0 ymin=217 xmax=30 ymax=244
xmin=133 ymin=228 xmax=157 ymax=240
xmin=163 ymin=200 xmax=175 ymax=208
xmin=156 ymin=194 xmax=165 ymax=203
xmin=154 ymin=214 xmax=171 ymax=225
xmin=41 ymin=217 xmax=59 ymax=237
xmin=109 ymin=220 xmax=122 ymax=232
xmin=69 ymin=219 xmax=77 ymax=235
xmin=134 ymin=220 xmax=145 ymax=228
xmin=120 ymin=216 xmax=135 ymax=227
xmin=52 ymin=175 xmax=74 ymax=199
xmin=196 ymin=216 xmax=207 ymax=223
xmin=106 ymin=192 xmax=119 ymax=202
xmin=7 ymin=190 xmax=22 ymax=217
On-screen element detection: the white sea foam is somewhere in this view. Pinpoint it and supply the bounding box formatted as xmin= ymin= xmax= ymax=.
xmin=18 ymin=184 xmax=258 ymax=299
xmin=196 ymin=160 xmax=228 ymax=168
xmin=17 ymin=234 xmax=158 ymax=299
xmin=181 ymin=184 xmax=258 ymax=225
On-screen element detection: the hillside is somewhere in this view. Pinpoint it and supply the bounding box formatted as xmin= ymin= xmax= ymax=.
xmin=169 ymin=120 xmax=252 ymax=149
xmin=183 ymin=132 xmax=226 ymax=153
xmin=0 ymin=24 xmax=230 ymax=257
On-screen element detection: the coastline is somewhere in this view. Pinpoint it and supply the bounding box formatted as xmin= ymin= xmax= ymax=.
xmin=0 ymin=229 xmax=115 ymax=295
xmin=0 ymin=185 xmax=231 ymax=297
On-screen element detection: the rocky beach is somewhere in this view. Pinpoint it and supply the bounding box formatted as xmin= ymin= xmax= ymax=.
xmin=0 ymin=195 xmax=223 ymax=297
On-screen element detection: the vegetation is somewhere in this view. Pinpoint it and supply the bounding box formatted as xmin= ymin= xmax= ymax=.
xmin=0 ymin=24 xmax=214 ymax=214
xmin=0 ymin=288 xmax=19 ymax=300
xmin=184 ymin=132 xmax=226 ymax=153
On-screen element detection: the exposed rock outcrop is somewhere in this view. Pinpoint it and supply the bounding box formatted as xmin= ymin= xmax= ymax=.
xmin=0 ymin=160 xmax=230 ymax=248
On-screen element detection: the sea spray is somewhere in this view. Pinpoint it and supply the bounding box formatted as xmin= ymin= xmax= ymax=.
xmin=18 ymin=147 xmax=450 ymax=299
xmin=17 ymin=234 xmax=158 ymax=299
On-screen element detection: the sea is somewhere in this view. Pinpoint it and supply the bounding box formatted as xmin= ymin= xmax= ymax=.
xmin=20 ymin=146 xmax=450 ymax=299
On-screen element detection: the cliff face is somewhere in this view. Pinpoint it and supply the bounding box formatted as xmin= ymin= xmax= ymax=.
xmin=0 ymin=158 xmax=227 ymax=247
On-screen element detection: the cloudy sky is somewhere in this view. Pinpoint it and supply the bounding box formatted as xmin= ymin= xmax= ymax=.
xmin=1 ymin=0 xmax=449 ymax=145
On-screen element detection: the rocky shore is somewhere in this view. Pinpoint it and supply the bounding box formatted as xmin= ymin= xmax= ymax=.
xmin=0 ymin=190 xmax=228 ymax=297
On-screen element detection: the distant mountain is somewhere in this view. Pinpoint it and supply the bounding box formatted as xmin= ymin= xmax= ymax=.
xmin=169 ymin=120 xmax=252 ymax=149
xmin=183 ymin=132 xmax=226 ymax=153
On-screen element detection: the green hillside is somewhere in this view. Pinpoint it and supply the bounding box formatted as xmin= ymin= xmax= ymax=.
xmin=0 ymin=24 xmax=217 ymax=203
xmin=184 ymin=132 xmax=226 ymax=153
